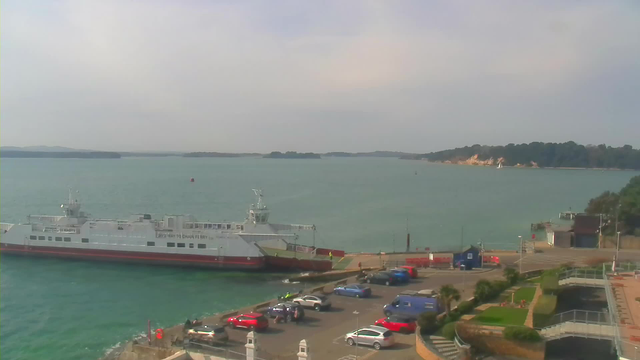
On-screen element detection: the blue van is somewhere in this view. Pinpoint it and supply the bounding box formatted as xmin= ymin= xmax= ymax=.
xmin=383 ymin=290 xmax=441 ymax=319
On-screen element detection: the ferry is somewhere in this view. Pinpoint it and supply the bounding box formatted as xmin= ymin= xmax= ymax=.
xmin=0 ymin=190 xmax=333 ymax=271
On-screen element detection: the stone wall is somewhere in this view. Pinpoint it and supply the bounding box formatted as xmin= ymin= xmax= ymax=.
xmin=457 ymin=325 xmax=545 ymax=360
xmin=415 ymin=326 xmax=443 ymax=360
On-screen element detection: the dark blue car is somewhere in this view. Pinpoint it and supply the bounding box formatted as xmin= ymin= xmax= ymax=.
xmin=389 ymin=269 xmax=411 ymax=283
xmin=333 ymin=284 xmax=372 ymax=298
xmin=266 ymin=302 xmax=305 ymax=321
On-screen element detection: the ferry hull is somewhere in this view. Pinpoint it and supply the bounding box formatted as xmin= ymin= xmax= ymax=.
xmin=264 ymin=255 xmax=333 ymax=272
xmin=0 ymin=243 xmax=265 ymax=270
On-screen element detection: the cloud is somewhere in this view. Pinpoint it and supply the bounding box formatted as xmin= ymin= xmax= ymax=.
xmin=1 ymin=0 xmax=639 ymax=152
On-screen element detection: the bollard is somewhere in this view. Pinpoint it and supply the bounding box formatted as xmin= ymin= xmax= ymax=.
xmin=297 ymin=339 xmax=310 ymax=360
xmin=246 ymin=331 xmax=257 ymax=360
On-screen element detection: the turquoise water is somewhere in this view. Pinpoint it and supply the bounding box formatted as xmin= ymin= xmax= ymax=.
xmin=1 ymin=157 xmax=636 ymax=360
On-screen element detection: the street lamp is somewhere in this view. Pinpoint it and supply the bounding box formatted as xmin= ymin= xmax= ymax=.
xmin=353 ymin=310 xmax=360 ymax=359
xmin=518 ymin=236 xmax=523 ymax=274
xmin=478 ymin=240 xmax=484 ymax=269
xmin=617 ymin=231 xmax=621 ymax=262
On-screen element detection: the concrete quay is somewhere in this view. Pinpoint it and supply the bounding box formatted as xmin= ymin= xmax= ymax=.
xmin=109 ymin=247 xmax=640 ymax=360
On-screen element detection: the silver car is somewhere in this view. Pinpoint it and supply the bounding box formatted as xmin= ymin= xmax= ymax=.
xmin=345 ymin=325 xmax=395 ymax=350
xmin=292 ymin=294 xmax=332 ymax=311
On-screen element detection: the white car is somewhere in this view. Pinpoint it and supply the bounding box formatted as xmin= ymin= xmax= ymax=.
xmin=292 ymin=294 xmax=332 ymax=311
xmin=345 ymin=325 xmax=395 ymax=350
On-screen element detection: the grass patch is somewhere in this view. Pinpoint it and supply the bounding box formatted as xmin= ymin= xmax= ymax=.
xmin=526 ymin=277 xmax=542 ymax=284
xmin=514 ymin=287 xmax=536 ymax=303
xmin=474 ymin=307 xmax=528 ymax=327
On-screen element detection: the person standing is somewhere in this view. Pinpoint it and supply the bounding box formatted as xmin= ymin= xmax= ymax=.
xmin=329 ymin=251 xmax=333 ymax=261
xmin=358 ymin=261 xmax=362 ymax=270
xmin=294 ymin=307 xmax=300 ymax=325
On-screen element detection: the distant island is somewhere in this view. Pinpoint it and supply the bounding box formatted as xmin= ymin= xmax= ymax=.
xmin=403 ymin=142 xmax=640 ymax=170
xmin=324 ymin=151 xmax=416 ymax=158
xmin=1 ymin=151 xmax=121 ymax=159
xmin=264 ymin=151 xmax=321 ymax=159
xmin=183 ymin=152 xmax=260 ymax=158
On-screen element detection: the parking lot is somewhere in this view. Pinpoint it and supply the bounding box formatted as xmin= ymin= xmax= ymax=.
xmin=189 ymin=268 xmax=502 ymax=360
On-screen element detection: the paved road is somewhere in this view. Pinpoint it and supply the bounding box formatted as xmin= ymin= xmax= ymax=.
xmin=192 ymin=270 xmax=500 ymax=360
xmin=190 ymin=248 xmax=640 ymax=360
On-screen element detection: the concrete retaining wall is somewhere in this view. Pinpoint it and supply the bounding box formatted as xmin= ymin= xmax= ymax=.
xmin=253 ymin=301 xmax=272 ymax=312
xmin=415 ymin=326 xmax=445 ymax=360
xmin=218 ymin=311 xmax=238 ymax=322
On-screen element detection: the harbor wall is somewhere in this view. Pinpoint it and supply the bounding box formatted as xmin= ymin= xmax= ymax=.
xmin=107 ymin=271 xmax=362 ymax=360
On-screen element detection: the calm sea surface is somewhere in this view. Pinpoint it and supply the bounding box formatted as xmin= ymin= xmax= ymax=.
xmin=1 ymin=157 xmax=636 ymax=360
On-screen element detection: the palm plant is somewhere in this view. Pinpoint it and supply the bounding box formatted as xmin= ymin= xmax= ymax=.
xmin=439 ymin=284 xmax=461 ymax=315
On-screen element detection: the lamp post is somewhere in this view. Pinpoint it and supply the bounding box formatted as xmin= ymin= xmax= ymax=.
xmin=478 ymin=240 xmax=484 ymax=269
xmin=518 ymin=236 xmax=523 ymax=274
xmin=617 ymin=231 xmax=621 ymax=262
xmin=353 ymin=310 xmax=360 ymax=359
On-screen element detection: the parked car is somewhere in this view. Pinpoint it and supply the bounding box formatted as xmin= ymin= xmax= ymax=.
xmin=374 ymin=316 xmax=417 ymax=333
xmin=292 ymin=294 xmax=331 ymax=311
xmin=333 ymin=284 xmax=372 ymax=298
xmin=344 ymin=325 xmax=395 ymax=350
xmin=389 ymin=268 xmax=411 ymax=282
xmin=266 ymin=302 xmax=305 ymax=321
xmin=399 ymin=265 xmax=418 ymax=279
xmin=226 ymin=313 xmax=269 ymax=331
xmin=186 ymin=325 xmax=229 ymax=345
xmin=365 ymin=272 xmax=397 ymax=286
xmin=383 ymin=290 xmax=440 ymax=318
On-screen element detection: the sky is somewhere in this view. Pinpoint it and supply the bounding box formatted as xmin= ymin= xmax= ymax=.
xmin=1 ymin=1 xmax=640 ymax=153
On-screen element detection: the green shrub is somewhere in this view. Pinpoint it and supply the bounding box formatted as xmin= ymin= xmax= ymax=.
xmin=418 ymin=312 xmax=438 ymax=334
xmin=541 ymin=274 xmax=559 ymax=295
xmin=503 ymin=326 xmax=542 ymax=342
xmin=456 ymin=300 xmax=475 ymax=315
xmin=442 ymin=322 xmax=457 ymax=340
xmin=474 ymin=279 xmax=494 ymax=302
xmin=533 ymin=295 xmax=557 ymax=327
xmin=491 ymin=280 xmax=509 ymax=294
xmin=503 ymin=268 xmax=520 ymax=285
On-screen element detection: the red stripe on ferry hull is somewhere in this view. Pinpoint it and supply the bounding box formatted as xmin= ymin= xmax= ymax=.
xmin=0 ymin=244 xmax=265 ymax=270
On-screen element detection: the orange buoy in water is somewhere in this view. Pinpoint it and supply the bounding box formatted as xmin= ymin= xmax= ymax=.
xmin=156 ymin=328 xmax=164 ymax=339
xmin=190 ymin=178 xmax=195 ymax=182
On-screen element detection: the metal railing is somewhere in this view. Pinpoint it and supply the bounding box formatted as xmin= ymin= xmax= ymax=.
xmin=603 ymin=263 xmax=625 ymax=359
xmin=558 ymin=268 xmax=605 ymax=280
xmin=542 ymin=309 xmax=611 ymax=328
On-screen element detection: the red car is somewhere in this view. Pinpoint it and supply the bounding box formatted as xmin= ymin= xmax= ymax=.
xmin=374 ymin=315 xmax=417 ymax=333
xmin=227 ymin=312 xmax=269 ymax=331
xmin=399 ymin=266 xmax=418 ymax=279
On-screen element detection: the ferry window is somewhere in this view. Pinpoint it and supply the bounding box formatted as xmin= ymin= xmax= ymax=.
xmin=177 ymin=243 xmax=185 ymax=248
xmin=55 ymin=237 xmax=62 ymax=241
xmin=198 ymin=244 xmax=206 ymax=249
xmin=403 ymin=301 xmax=411 ymax=307
xmin=48 ymin=236 xmax=52 ymax=241
xmin=147 ymin=241 xmax=155 ymax=246
xmin=30 ymin=235 xmax=37 ymax=240
xmin=38 ymin=236 xmax=45 ymax=240
xmin=226 ymin=224 xmax=231 ymax=229
xmin=189 ymin=243 xmax=194 ymax=248
xmin=167 ymin=242 xmax=175 ymax=247
xmin=64 ymin=237 xmax=71 ymax=242
xmin=81 ymin=238 xmax=89 ymax=243
xmin=241 ymin=226 xmax=244 ymax=231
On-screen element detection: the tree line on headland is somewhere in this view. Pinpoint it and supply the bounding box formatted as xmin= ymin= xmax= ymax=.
xmin=585 ymin=175 xmax=640 ymax=235
xmin=404 ymin=141 xmax=640 ymax=170
xmin=1 ymin=151 xmax=121 ymax=159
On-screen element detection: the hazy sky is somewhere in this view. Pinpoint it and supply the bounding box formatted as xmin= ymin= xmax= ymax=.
xmin=2 ymin=1 xmax=640 ymax=153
